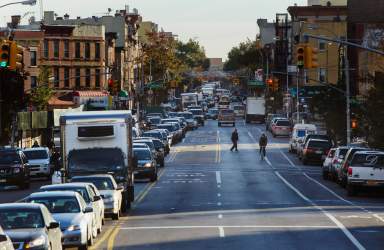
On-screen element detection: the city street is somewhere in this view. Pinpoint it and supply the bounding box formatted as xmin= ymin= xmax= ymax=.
xmin=93 ymin=120 xmax=384 ymax=250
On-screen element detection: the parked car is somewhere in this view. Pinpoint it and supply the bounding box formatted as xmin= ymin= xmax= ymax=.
xmin=71 ymin=175 xmax=123 ymax=220
xmin=137 ymin=138 xmax=165 ymax=167
xmin=297 ymin=134 xmax=333 ymax=159
xmin=0 ymin=225 xmax=14 ymax=250
xmin=146 ymin=112 xmax=165 ymax=119
xmin=0 ymin=148 xmax=30 ymax=189
xmin=156 ymin=123 xmax=181 ymax=144
xmin=133 ymin=148 xmax=157 ymax=182
xmin=289 ymin=124 xmax=317 ymax=153
xmin=153 ymin=129 xmax=173 ymax=146
xmin=178 ymin=112 xmax=198 ymax=130
xmin=271 ymin=119 xmax=291 ymax=137
xmin=134 ymin=138 xmax=159 ymax=164
xmin=26 ymin=191 xmax=93 ymax=249
xmin=233 ymin=105 xmax=245 ymax=118
xmin=205 ymin=108 xmax=219 ymax=120
xmin=322 ymin=148 xmax=336 ymax=180
xmin=161 ymin=118 xmax=186 ymax=138
xmin=301 ymin=139 xmax=332 ymax=165
xmin=142 ymin=131 xmax=170 ymax=154
xmin=344 ymin=151 xmax=384 ymax=196
xmin=22 ymin=147 xmax=51 ymax=179
xmin=329 ymin=146 xmax=350 ymax=181
xmin=337 ymin=147 xmax=370 ymax=187
xmin=269 ymin=117 xmax=288 ymax=132
xmin=39 ymin=183 xmax=104 ymax=238
xmin=218 ymin=109 xmax=235 ymax=127
xmin=0 ymin=203 xmax=62 ymax=250
xmin=189 ymin=109 xmax=205 ymax=126
xmin=146 ymin=116 xmax=162 ymax=130
xmin=265 ymin=114 xmax=286 ymax=131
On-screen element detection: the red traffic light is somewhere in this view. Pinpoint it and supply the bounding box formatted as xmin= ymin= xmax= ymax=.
xmin=108 ymin=79 xmax=113 ymax=86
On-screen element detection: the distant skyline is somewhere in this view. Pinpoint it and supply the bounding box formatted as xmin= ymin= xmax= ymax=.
xmin=0 ymin=0 xmax=307 ymax=59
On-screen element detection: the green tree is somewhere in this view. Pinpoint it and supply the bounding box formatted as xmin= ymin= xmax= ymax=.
xmin=224 ymin=39 xmax=263 ymax=73
xmin=176 ymin=39 xmax=208 ymax=71
xmin=29 ymin=66 xmax=53 ymax=111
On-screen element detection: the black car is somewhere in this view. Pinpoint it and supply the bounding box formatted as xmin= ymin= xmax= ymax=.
xmin=0 ymin=148 xmax=30 ymax=189
xmin=142 ymin=131 xmax=170 ymax=154
xmin=0 ymin=203 xmax=62 ymax=250
xmin=302 ymin=139 xmax=332 ymax=165
xmin=206 ymin=108 xmax=219 ymax=120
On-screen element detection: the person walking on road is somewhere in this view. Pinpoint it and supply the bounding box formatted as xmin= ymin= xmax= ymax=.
xmin=230 ymin=128 xmax=239 ymax=152
xmin=259 ymin=133 xmax=268 ymax=158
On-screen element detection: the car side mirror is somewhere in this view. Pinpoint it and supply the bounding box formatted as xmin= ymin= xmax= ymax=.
xmin=93 ymin=196 xmax=101 ymax=202
xmin=0 ymin=234 xmax=8 ymax=242
xmin=84 ymin=207 xmax=93 ymax=213
xmin=116 ymin=186 xmax=124 ymax=191
xmin=48 ymin=221 xmax=60 ymax=229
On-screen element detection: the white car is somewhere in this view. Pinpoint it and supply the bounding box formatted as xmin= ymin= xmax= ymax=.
xmin=0 ymin=225 xmax=13 ymax=250
xmin=40 ymin=183 xmax=105 ymax=238
xmin=322 ymin=148 xmax=336 ymax=180
xmin=22 ymin=147 xmax=51 ymax=179
xmin=71 ymin=175 xmax=123 ymax=220
xmin=289 ymin=124 xmax=317 ymax=153
xmin=346 ymin=151 xmax=384 ymax=196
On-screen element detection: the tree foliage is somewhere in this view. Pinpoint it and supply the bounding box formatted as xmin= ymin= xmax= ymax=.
xmin=176 ymin=39 xmax=209 ymax=71
xmin=29 ymin=66 xmax=53 ymax=111
xmin=224 ymin=39 xmax=263 ymax=72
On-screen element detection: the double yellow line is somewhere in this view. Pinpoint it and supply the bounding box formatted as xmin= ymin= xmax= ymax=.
xmin=102 ymin=168 xmax=166 ymax=249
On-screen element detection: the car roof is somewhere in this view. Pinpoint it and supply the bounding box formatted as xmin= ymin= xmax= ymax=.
xmin=308 ymin=139 xmax=329 ymax=142
xmin=41 ymin=183 xmax=91 ymax=189
xmin=133 ymin=148 xmax=151 ymax=152
xmin=72 ymin=174 xmax=113 ymax=179
xmin=30 ymin=191 xmax=79 ymax=198
xmin=354 ymin=150 xmax=384 ymax=155
xmin=0 ymin=203 xmax=44 ymax=210
xmin=22 ymin=147 xmax=49 ymax=151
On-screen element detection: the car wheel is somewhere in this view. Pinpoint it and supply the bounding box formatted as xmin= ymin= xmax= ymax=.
xmin=150 ymin=172 xmax=158 ymax=182
xmin=322 ymin=170 xmax=328 ymax=180
xmin=161 ymin=159 xmax=165 ymax=167
xmin=112 ymin=210 xmax=120 ymax=220
xmin=79 ymin=244 xmax=88 ymax=250
xmin=233 ymin=123 xmax=235 ymax=127
xmin=218 ymin=122 xmax=221 ymax=127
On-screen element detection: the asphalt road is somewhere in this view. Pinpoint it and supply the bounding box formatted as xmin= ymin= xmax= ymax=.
xmin=2 ymin=119 xmax=384 ymax=249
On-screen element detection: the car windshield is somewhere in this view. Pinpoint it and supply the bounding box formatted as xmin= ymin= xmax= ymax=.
xmin=30 ymin=197 xmax=81 ymax=213
xmin=0 ymin=151 xmax=20 ymax=164
xmin=180 ymin=113 xmax=193 ymax=119
xmin=149 ymin=118 xmax=161 ymax=124
xmin=143 ymin=132 xmax=161 ymax=139
xmin=134 ymin=150 xmax=151 ymax=160
xmin=152 ymin=140 xmax=163 ymax=149
xmin=276 ymin=120 xmax=290 ymax=126
xmin=158 ymin=125 xmax=176 ymax=132
xmin=68 ymin=148 xmax=125 ymax=174
xmin=339 ymin=148 xmax=349 ymax=157
xmin=351 ymin=154 xmax=384 ymax=167
xmin=23 ymin=150 xmax=48 ymax=160
xmin=0 ymin=209 xmax=44 ymax=229
xmin=134 ymin=141 xmax=155 ymax=150
xmin=190 ymin=110 xmax=203 ymax=115
xmin=308 ymin=141 xmax=332 ymax=148
xmin=73 ymin=178 xmax=114 ymax=190
xmin=41 ymin=187 xmax=90 ymax=203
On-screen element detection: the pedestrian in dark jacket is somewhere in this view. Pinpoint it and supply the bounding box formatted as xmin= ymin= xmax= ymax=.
xmin=230 ymin=128 xmax=239 ymax=152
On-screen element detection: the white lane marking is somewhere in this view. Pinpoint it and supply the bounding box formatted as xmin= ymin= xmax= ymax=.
xmin=257 ymin=127 xmax=263 ymax=134
xmin=217 ymin=202 xmax=222 ymax=206
xmin=265 ymin=157 xmax=273 ymax=168
xmin=275 ymin=171 xmax=365 ymax=250
xmin=218 ymin=214 xmax=223 ymax=219
xmin=247 ymin=131 xmax=255 ymax=140
xmin=219 ymin=227 xmax=225 ymax=237
xmin=217 ymin=185 xmax=221 ymax=188
xmin=120 ymin=225 xmax=338 ymax=230
xmin=216 ymin=171 xmax=222 ymax=184
xmin=217 ymin=193 xmax=221 ymax=197
xmin=302 ymin=173 xmax=384 ymax=224
xmin=280 ymin=150 xmax=298 ymax=168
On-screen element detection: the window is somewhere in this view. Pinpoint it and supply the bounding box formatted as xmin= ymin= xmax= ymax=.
xmin=95 ymin=69 xmax=100 ymax=87
xmin=54 ymin=68 xmax=59 ymax=88
xmin=319 ymin=68 xmax=326 ymax=83
xmin=30 ymin=51 xmax=37 ymax=66
xmin=75 ymin=68 xmax=81 ymax=88
xmin=85 ymin=43 xmax=90 ymax=59
xmin=53 ymin=40 xmax=59 ymax=58
xmin=64 ymin=40 xmax=69 ymax=58
xmin=64 ymin=68 xmax=70 ymax=87
xmin=319 ymin=41 xmax=326 ymax=51
xmin=95 ymin=43 xmax=100 ymax=59
xmin=85 ymin=68 xmax=91 ymax=87
xmin=43 ymin=40 xmax=49 ymax=58
xmin=30 ymin=76 xmax=37 ymax=88
xmin=75 ymin=42 xmax=81 ymax=58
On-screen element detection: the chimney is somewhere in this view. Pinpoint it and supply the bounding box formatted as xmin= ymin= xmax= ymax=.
xmin=77 ymin=16 xmax=81 ymax=20
xmin=11 ymin=15 xmax=21 ymax=29
xmin=64 ymin=13 xmax=69 ymax=20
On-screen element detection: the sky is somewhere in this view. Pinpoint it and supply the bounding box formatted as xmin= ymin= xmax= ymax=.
xmin=0 ymin=0 xmax=307 ymax=59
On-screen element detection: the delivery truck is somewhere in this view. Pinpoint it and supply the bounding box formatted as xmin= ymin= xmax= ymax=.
xmin=246 ymin=97 xmax=266 ymax=123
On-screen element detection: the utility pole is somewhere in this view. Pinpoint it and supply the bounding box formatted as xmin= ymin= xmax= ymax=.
xmin=344 ymin=46 xmax=351 ymax=145
xmin=296 ymin=68 xmax=300 ymax=123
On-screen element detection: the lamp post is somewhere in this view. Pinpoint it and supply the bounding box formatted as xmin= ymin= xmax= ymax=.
xmin=0 ymin=0 xmax=36 ymax=8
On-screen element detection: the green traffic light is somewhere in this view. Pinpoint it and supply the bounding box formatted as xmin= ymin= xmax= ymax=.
xmin=0 ymin=61 xmax=7 ymax=67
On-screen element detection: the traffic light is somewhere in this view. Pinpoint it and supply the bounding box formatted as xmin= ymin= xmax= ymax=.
xmin=266 ymin=78 xmax=273 ymax=89
xmin=296 ymin=44 xmax=305 ymax=69
xmin=9 ymin=41 xmax=23 ymax=71
xmin=304 ymin=45 xmax=319 ymax=69
xmin=351 ymin=119 xmax=358 ymax=129
xmin=272 ymin=78 xmax=279 ymax=92
xmin=0 ymin=40 xmax=10 ymax=68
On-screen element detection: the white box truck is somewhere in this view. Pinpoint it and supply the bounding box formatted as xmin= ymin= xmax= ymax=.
xmin=246 ymin=97 xmax=266 ymax=123
xmin=59 ymin=111 xmax=135 ymax=211
xmin=181 ymin=93 xmax=198 ymax=110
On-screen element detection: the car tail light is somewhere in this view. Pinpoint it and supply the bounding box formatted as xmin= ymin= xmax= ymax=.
xmin=304 ymin=148 xmax=314 ymax=154
xmin=348 ymin=167 xmax=353 ymax=176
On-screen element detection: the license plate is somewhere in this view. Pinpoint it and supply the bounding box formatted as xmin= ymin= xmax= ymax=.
xmin=316 ymin=150 xmax=322 ymax=154
xmin=367 ymin=180 xmax=378 ymax=186
xmin=0 ymin=179 xmax=6 ymax=183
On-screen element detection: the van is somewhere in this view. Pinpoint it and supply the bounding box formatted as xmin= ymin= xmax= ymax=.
xmin=289 ymin=124 xmax=317 ymax=153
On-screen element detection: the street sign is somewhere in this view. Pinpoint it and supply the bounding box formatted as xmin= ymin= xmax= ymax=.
xmin=287 ymin=65 xmax=297 ymax=73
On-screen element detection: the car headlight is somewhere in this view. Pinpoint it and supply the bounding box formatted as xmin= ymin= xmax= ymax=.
xmin=25 ymin=235 xmax=46 ymax=248
xmin=144 ymin=163 xmax=152 ymax=168
xmin=67 ymin=225 xmax=81 ymax=231
xmin=13 ymin=167 xmax=21 ymax=174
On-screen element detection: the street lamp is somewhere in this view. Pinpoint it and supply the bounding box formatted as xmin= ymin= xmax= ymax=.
xmin=0 ymin=0 xmax=36 ymax=8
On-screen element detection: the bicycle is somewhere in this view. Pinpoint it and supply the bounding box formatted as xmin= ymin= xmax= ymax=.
xmin=260 ymin=146 xmax=266 ymax=160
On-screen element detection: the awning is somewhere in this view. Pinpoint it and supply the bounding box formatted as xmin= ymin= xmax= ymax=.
xmin=248 ymin=80 xmax=266 ymax=88
xmin=73 ymin=91 xmax=109 ymax=97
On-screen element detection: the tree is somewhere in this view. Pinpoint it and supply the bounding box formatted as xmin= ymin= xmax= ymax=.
xmin=29 ymin=66 xmax=53 ymax=111
xmin=176 ymin=39 xmax=208 ymax=71
xmin=224 ymin=39 xmax=263 ymax=73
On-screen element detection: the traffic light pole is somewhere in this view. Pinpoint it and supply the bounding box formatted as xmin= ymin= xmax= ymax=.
xmin=296 ymin=68 xmax=300 ymax=123
xmin=345 ymin=47 xmax=351 ymax=145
